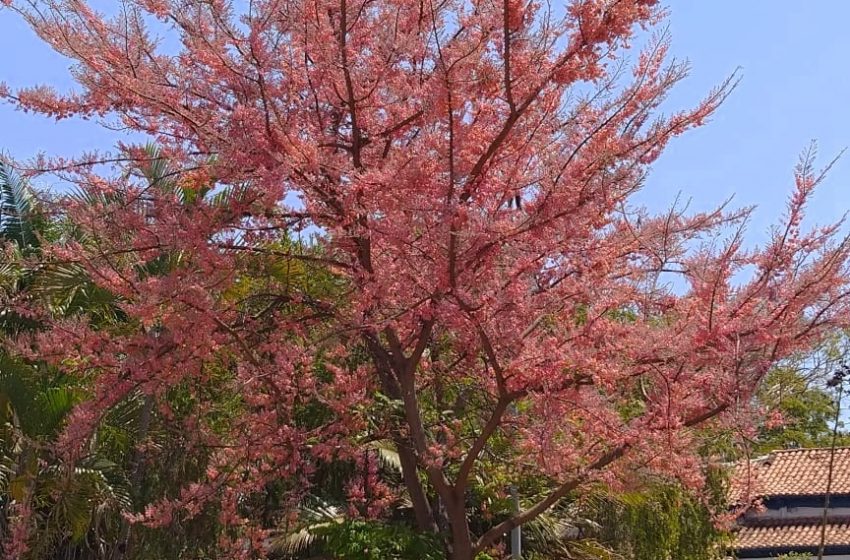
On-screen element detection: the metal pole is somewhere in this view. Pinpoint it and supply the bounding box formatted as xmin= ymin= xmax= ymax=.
xmin=507 ymin=402 xmax=521 ymax=559
xmin=818 ymin=362 xmax=849 ymax=560
xmin=510 ymin=484 xmax=521 ymax=559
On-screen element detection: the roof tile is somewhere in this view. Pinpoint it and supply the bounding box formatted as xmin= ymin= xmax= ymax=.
xmin=733 ymin=447 xmax=850 ymax=500
xmin=735 ymin=522 xmax=850 ymax=550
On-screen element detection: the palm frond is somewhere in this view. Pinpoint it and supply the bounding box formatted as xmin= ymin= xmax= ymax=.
xmin=134 ymin=143 xmax=178 ymax=193
xmin=209 ymin=182 xmax=251 ymax=209
xmin=267 ymin=496 xmax=345 ymax=556
xmin=30 ymin=261 xmax=120 ymax=320
xmin=34 ymin=386 xmax=81 ymax=437
xmin=132 ymin=143 xmax=222 ymax=205
xmin=0 ymin=159 xmax=37 ymax=249
xmin=364 ymin=439 xmax=402 ymax=473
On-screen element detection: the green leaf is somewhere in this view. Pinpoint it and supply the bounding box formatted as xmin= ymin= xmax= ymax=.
xmin=0 ymin=158 xmax=37 ymax=250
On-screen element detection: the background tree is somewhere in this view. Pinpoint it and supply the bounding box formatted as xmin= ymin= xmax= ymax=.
xmin=1 ymin=151 xmax=295 ymax=559
xmin=0 ymin=158 xmax=133 ymax=559
xmin=3 ymin=1 xmax=850 ymax=559
xmin=755 ymin=364 xmax=850 ymax=453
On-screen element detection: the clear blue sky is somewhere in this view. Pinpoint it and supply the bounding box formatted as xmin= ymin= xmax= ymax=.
xmin=1 ymin=1 xmax=848 ymax=245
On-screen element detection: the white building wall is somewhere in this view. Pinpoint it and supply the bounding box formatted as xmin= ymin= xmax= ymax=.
xmin=741 ymin=554 xmax=850 ymax=560
xmin=744 ymin=506 xmax=850 ymax=520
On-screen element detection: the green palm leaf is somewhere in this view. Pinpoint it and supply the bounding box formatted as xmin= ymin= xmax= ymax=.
xmin=268 ymin=496 xmax=345 ymax=556
xmin=0 ymin=159 xmax=36 ymax=250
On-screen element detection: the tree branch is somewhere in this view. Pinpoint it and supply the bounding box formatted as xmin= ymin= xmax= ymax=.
xmin=473 ymin=445 xmax=627 ymax=552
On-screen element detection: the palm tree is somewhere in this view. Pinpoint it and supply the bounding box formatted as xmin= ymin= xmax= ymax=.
xmin=0 ymin=157 xmax=134 ymax=559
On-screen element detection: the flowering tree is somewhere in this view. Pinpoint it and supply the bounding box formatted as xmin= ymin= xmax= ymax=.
xmin=3 ymin=0 xmax=850 ymax=558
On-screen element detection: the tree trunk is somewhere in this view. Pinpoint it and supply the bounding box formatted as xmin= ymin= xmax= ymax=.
xmin=447 ymin=495 xmax=474 ymax=560
xmin=395 ymin=439 xmax=439 ymax=533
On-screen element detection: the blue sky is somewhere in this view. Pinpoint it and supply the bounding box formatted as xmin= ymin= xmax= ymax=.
xmin=1 ymin=1 xmax=848 ymax=246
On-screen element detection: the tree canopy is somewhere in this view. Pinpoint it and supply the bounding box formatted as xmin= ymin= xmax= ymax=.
xmin=2 ymin=0 xmax=850 ymax=558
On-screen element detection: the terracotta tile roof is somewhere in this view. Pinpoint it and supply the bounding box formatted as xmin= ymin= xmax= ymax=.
xmin=732 ymin=447 xmax=850 ymax=501
xmin=735 ymin=522 xmax=850 ymax=550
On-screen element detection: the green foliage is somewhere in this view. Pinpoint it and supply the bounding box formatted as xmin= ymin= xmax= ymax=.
xmin=0 ymin=355 xmax=134 ymax=559
xmin=270 ymin=495 xmax=446 ymax=560
xmin=591 ymin=480 xmax=728 ymax=560
xmin=0 ymin=149 xmax=229 ymax=559
xmin=755 ymin=366 xmax=849 ymax=453
xmin=0 ymin=159 xmax=37 ymax=250
xmin=316 ymin=519 xmax=444 ymax=560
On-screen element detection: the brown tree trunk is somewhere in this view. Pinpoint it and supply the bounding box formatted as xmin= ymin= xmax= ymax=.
xmin=395 ymin=439 xmax=439 ymax=533
xmin=446 ymin=496 xmax=474 ymax=560
xmin=366 ymin=336 xmax=441 ymax=533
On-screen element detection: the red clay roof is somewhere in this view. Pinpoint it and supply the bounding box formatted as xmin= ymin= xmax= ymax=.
xmin=733 ymin=447 xmax=850 ymax=500
xmin=735 ymin=522 xmax=850 ymax=550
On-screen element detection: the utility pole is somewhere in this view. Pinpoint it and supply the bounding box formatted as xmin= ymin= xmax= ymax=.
xmin=818 ymin=361 xmax=849 ymax=560
xmin=509 ymin=401 xmax=521 ymax=559
xmin=510 ymin=484 xmax=521 ymax=559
